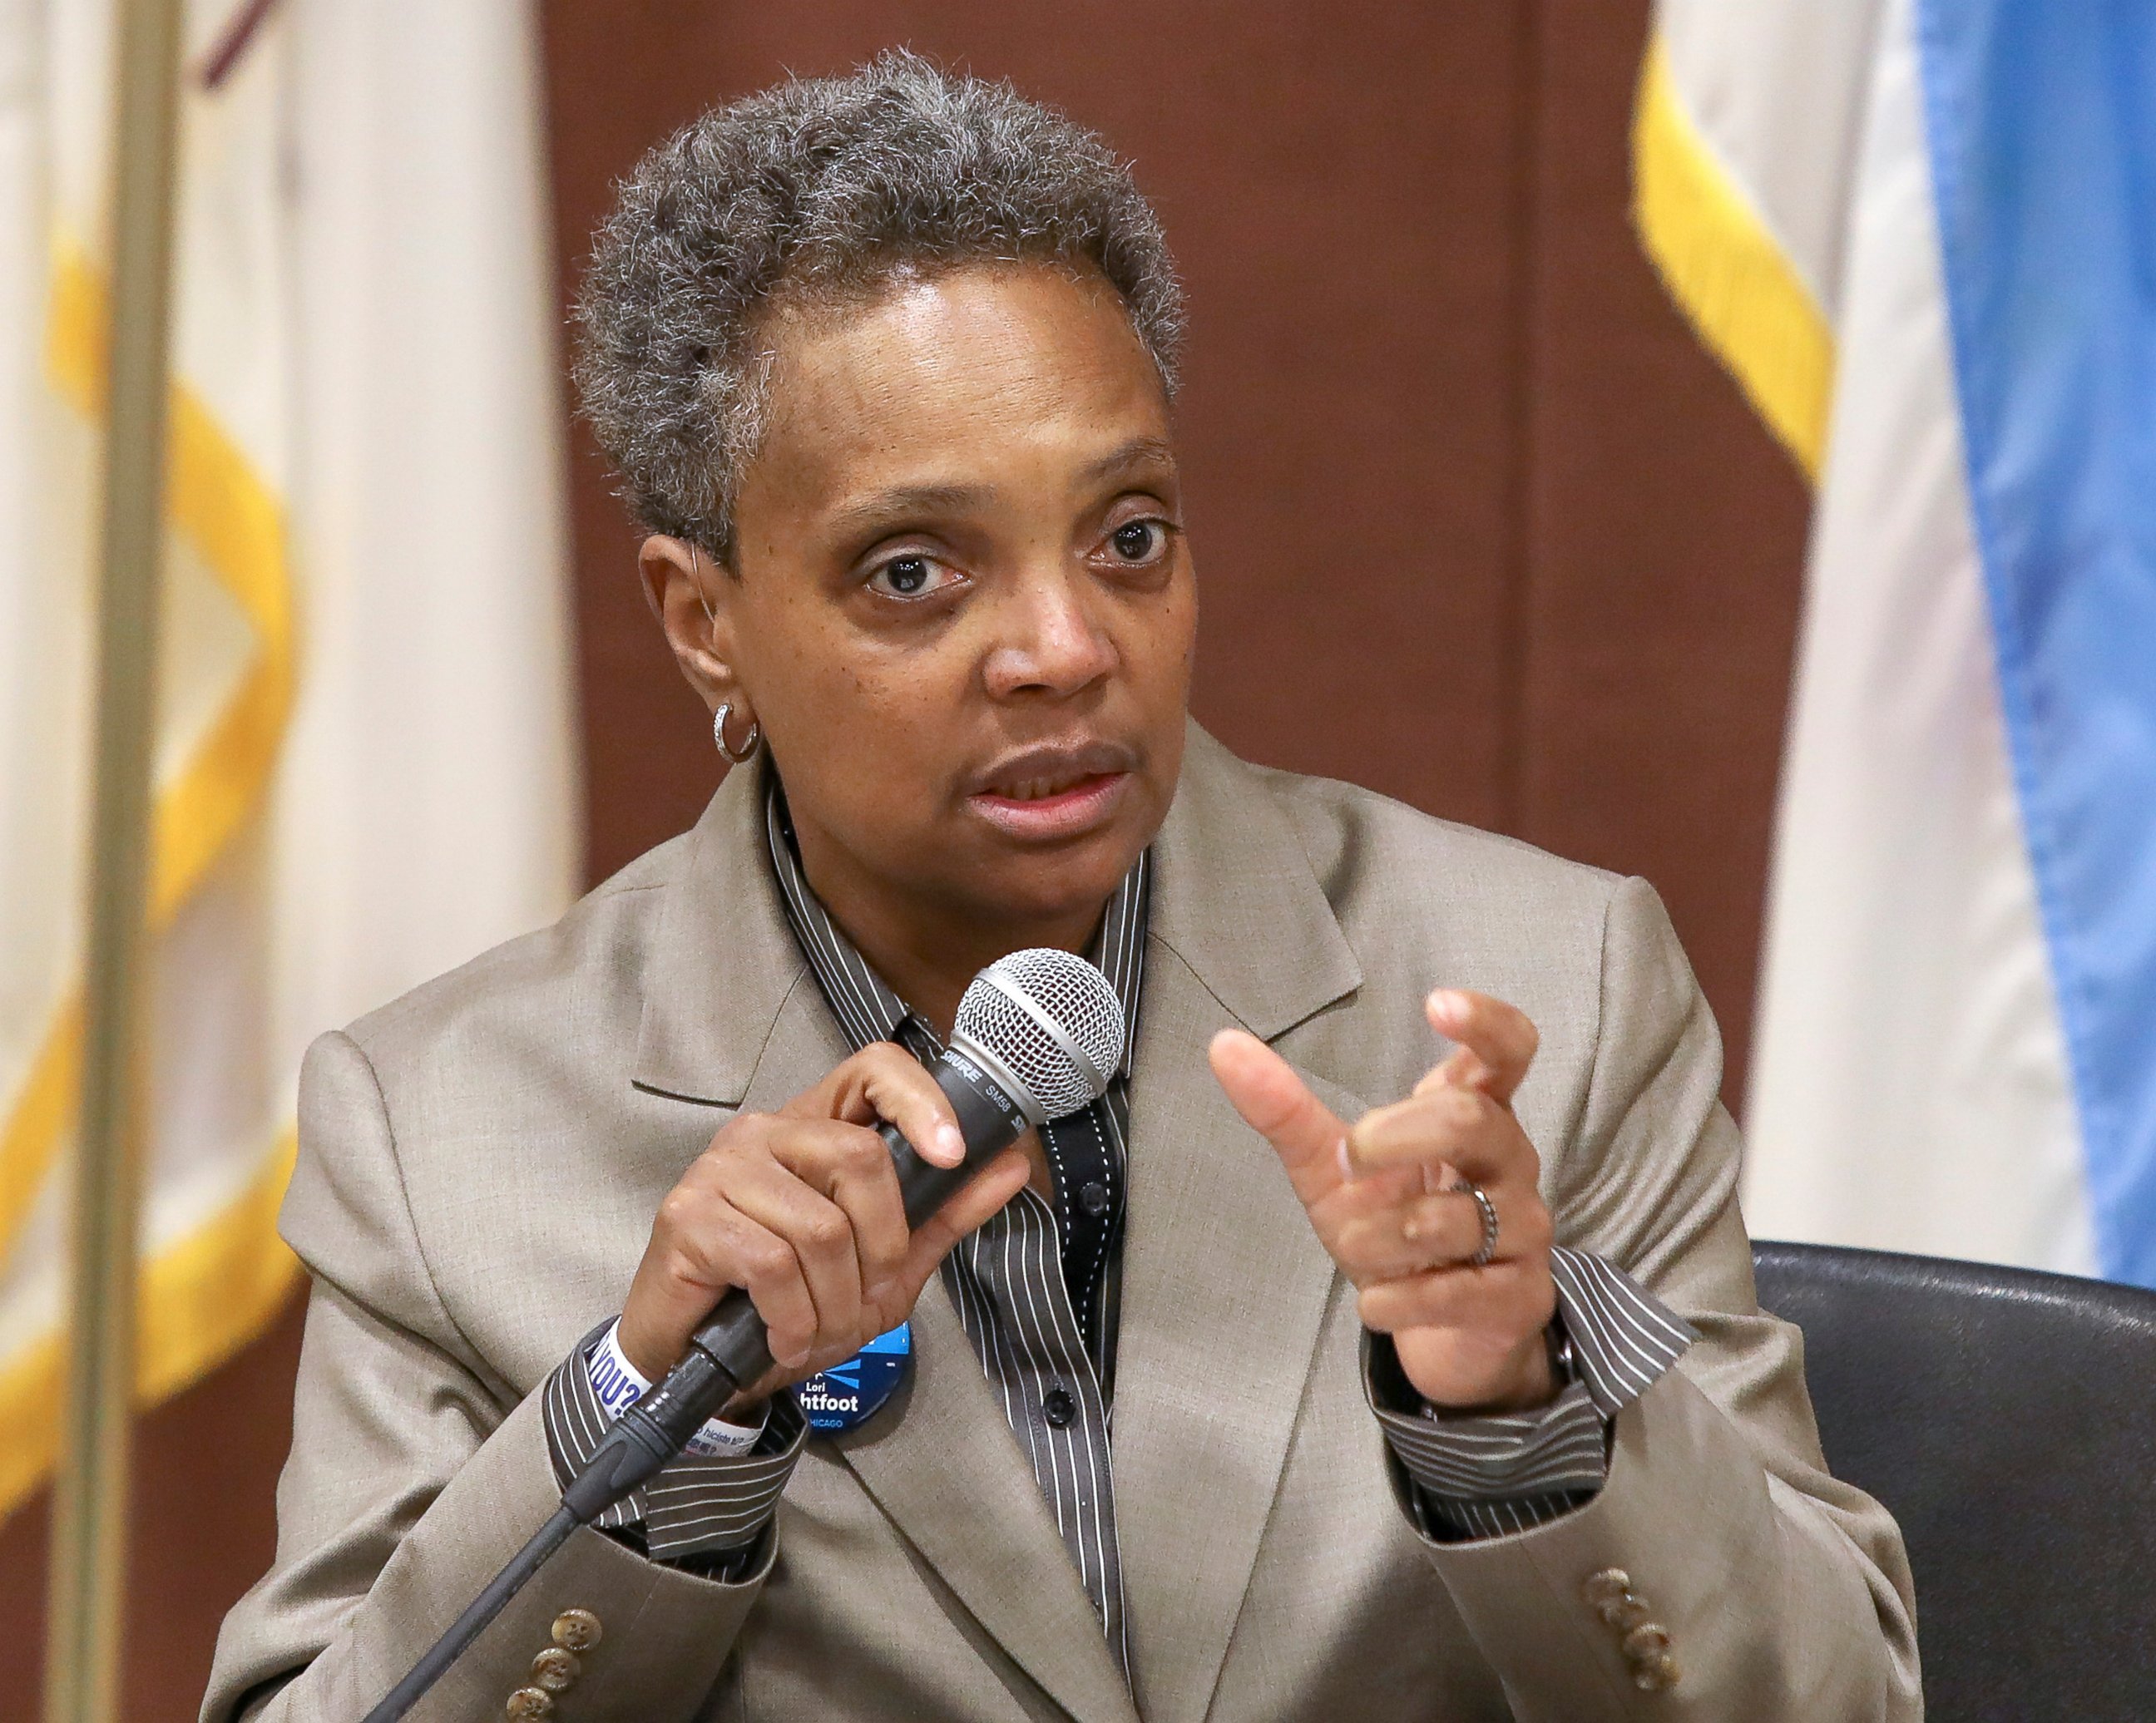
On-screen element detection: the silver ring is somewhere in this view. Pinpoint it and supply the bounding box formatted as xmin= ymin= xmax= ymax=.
xmin=1450 ymin=1178 xmax=1500 ymax=1267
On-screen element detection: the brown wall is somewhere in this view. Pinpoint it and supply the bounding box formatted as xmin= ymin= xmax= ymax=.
xmin=0 ymin=3 xmax=1806 ymax=1715
xmin=556 ymin=0 xmax=1807 ymax=1081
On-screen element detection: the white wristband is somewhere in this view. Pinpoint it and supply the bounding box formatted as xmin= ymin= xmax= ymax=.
xmin=587 ymin=1321 xmax=767 ymax=1459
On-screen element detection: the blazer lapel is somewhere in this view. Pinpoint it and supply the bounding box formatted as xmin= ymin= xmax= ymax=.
xmin=833 ymin=1280 xmax=1142 ymax=1723
xmin=630 ymin=729 xmax=1369 ymax=1723
xmin=1110 ymin=725 xmax=1365 ymax=1723
xmin=729 ymin=979 xmax=1142 ymax=1721
xmin=634 ymin=761 xmax=1139 ymax=1721
xmin=632 ymin=757 xmax=808 ymax=1108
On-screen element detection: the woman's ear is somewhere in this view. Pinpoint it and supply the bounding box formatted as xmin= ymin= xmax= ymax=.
xmin=640 ymin=534 xmax=742 ymax=712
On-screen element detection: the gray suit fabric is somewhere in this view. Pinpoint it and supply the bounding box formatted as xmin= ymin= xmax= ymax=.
xmin=204 ymin=725 xmax=1921 ymax=1721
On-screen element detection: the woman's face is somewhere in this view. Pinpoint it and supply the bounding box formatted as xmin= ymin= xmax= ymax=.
xmin=660 ymin=264 xmax=1196 ymax=942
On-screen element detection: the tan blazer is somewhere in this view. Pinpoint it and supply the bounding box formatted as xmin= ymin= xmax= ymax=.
xmin=204 ymin=725 xmax=1920 ymax=1722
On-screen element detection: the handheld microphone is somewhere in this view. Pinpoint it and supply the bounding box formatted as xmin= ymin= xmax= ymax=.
xmin=363 ymin=947 xmax=1125 ymax=1723
xmin=568 ymin=945 xmax=1125 ymax=1513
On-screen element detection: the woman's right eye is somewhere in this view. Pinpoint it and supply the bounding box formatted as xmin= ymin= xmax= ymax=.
xmin=865 ymin=554 xmax=961 ymax=600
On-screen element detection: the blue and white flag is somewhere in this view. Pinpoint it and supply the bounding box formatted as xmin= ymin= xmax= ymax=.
xmin=1639 ymin=0 xmax=2156 ymax=1285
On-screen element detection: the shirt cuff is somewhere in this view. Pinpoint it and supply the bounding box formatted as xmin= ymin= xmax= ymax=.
xmin=1364 ymin=1247 xmax=1697 ymax=1542
xmin=542 ymin=1318 xmax=808 ymax=1564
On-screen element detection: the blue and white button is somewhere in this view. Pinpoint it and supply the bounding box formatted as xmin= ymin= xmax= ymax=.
xmin=794 ymin=1322 xmax=912 ymax=1433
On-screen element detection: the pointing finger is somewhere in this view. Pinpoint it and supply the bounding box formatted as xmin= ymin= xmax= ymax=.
xmin=1209 ymin=1029 xmax=1350 ymax=1204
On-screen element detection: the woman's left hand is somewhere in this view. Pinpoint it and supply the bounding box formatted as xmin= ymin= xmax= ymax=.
xmin=1209 ymin=990 xmax=1559 ymax=1413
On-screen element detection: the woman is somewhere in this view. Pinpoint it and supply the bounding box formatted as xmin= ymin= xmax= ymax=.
xmin=206 ymin=52 xmax=1917 ymax=1721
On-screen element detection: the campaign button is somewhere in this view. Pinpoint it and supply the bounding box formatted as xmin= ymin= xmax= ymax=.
xmin=794 ymin=1321 xmax=912 ymax=1433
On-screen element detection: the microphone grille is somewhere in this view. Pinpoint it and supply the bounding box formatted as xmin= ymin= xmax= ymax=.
xmin=952 ymin=948 xmax=1126 ymax=1120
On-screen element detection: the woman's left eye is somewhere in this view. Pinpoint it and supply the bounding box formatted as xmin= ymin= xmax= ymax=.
xmin=866 ymin=555 xmax=958 ymax=600
xmin=1106 ymin=519 xmax=1169 ymax=563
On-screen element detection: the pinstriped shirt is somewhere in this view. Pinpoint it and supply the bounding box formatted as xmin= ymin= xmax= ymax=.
xmin=766 ymin=784 xmax=1145 ymax=1672
xmin=543 ymin=778 xmax=1698 ymax=1617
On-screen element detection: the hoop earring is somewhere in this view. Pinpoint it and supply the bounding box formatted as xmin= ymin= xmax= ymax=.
xmin=692 ymin=544 xmax=757 ymax=763
xmin=714 ymin=700 xmax=761 ymax=763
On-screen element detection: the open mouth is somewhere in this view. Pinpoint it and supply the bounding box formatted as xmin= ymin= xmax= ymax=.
xmin=986 ymin=770 xmax=1116 ymax=803
xmin=967 ymin=743 xmax=1137 ymax=839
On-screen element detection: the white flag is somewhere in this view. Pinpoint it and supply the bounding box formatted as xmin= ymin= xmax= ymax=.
xmin=0 ymin=0 xmax=580 ymax=1515
xmin=1639 ymin=0 xmax=2156 ymax=1284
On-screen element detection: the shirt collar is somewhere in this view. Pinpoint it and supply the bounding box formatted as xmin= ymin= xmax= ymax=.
xmin=763 ymin=777 xmax=1149 ymax=1076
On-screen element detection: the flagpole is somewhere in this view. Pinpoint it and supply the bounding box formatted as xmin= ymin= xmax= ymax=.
xmin=42 ymin=0 xmax=186 ymax=1717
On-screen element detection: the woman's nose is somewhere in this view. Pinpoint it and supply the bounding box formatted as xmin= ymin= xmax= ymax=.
xmin=982 ymin=571 xmax=1118 ymax=699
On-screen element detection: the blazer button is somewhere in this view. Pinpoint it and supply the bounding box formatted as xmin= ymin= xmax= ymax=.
xmin=1623 ymin=1623 xmax=1672 ymax=1660
xmin=1580 ymin=1567 xmax=1631 ymax=1609
xmin=505 ymin=1688 xmax=555 ymax=1720
xmin=530 ymin=1646 xmax=581 ymax=1692
xmin=1597 ymin=1593 xmax=1652 ymax=1633
xmin=1632 ymin=1651 xmax=1681 ymax=1692
xmin=1042 ymin=1385 xmax=1076 ymax=1428
xmin=551 ymin=1608 xmax=602 ymax=1653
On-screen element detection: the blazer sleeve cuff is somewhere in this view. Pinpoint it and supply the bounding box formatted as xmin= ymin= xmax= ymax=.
xmin=1364 ymin=1247 xmax=1698 ymax=1543
xmin=543 ymin=1318 xmax=808 ymax=1564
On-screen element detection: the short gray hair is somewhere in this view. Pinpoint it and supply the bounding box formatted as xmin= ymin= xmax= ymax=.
xmin=573 ymin=51 xmax=1186 ymax=564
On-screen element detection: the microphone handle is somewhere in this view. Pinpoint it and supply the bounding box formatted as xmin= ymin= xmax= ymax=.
xmin=576 ymin=1044 xmax=1034 ymax=1518
xmin=685 ymin=1047 xmax=1031 ymax=1390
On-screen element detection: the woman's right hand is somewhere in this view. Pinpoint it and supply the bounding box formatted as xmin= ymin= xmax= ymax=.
xmin=615 ymin=1042 xmax=1031 ymax=1405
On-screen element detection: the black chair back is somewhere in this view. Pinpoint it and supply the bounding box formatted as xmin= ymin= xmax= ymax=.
xmin=1753 ymin=1240 xmax=2156 ymax=1722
